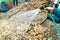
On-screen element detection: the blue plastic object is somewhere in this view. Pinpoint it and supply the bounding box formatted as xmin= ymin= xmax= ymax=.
xmin=0 ymin=2 xmax=9 ymax=12
xmin=48 ymin=13 xmax=60 ymax=38
xmin=48 ymin=15 xmax=60 ymax=23
xmin=53 ymin=3 xmax=60 ymax=18
xmin=53 ymin=8 xmax=60 ymax=18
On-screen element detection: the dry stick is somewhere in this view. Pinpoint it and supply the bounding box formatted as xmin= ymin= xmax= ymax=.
xmin=40 ymin=18 xmax=47 ymax=24
xmin=8 ymin=9 xmax=21 ymax=18
xmin=5 ymin=4 xmax=25 ymax=19
xmin=5 ymin=7 xmax=21 ymax=19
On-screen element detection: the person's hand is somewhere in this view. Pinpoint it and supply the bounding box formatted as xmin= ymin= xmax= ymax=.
xmin=44 ymin=7 xmax=54 ymax=12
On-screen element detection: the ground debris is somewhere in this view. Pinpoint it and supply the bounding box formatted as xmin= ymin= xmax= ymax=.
xmin=0 ymin=20 xmax=58 ymax=40
xmin=23 ymin=23 xmax=58 ymax=40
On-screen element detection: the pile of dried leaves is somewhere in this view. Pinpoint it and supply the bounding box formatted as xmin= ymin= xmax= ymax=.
xmin=0 ymin=20 xmax=58 ymax=40
xmin=19 ymin=0 xmax=46 ymax=11
xmin=14 ymin=23 xmax=57 ymax=40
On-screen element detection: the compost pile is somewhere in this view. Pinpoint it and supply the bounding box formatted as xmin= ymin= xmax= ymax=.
xmin=23 ymin=23 xmax=58 ymax=40
xmin=0 ymin=20 xmax=57 ymax=40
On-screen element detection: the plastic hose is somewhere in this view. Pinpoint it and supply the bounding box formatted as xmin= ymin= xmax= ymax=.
xmin=48 ymin=13 xmax=60 ymax=38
